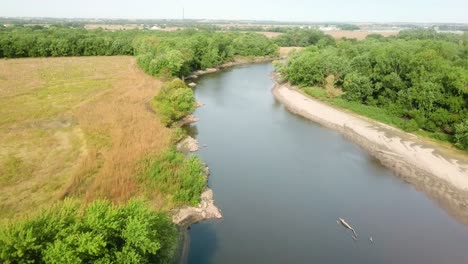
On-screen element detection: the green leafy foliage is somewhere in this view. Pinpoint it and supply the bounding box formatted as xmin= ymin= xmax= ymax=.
xmin=0 ymin=199 xmax=178 ymax=263
xmin=273 ymin=29 xmax=335 ymax=47
xmin=455 ymin=120 xmax=468 ymax=150
xmin=142 ymin=149 xmax=206 ymax=206
xmin=343 ymin=72 xmax=373 ymax=102
xmin=0 ymin=26 xmax=137 ymax=58
xmin=279 ymin=32 xmax=468 ymax=149
xmin=1 ymin=27 xmax=278 ymax=78
xmin=135 ymin=31 xmax=278 ymax=77
xmin=152 ymin=79 xmax=196 ymax=126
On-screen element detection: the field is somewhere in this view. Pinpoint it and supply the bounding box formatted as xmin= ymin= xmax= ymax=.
xmin=0 ymin=56 xmax=171 ymax=218
xmin=259 ymin=30 xmax=399 ymax=40
xmin=84 ymin=24 xmax=143 ymax=30
xmin=255 ymin=31 xmax=283 ymax=38
xmin=279 ymin=47 xmax=304 ymax=58
xmin=324 ymin=30 xmax=399 ymax=40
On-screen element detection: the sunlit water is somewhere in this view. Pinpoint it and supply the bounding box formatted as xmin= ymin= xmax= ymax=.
xmin=186 ymin=63 xmax=468 ymax=264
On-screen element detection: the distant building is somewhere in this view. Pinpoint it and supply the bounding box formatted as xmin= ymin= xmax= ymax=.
xmin=319 ymin=26 xmax=338 ymax=31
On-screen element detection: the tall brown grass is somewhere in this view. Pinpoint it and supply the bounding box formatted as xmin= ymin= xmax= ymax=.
xmin=0 ymin=56 xmax=171 ymax=218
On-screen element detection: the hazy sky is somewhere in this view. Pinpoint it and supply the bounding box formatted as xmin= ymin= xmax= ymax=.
xmin=2 ymin=0 xmax=467 ymax=23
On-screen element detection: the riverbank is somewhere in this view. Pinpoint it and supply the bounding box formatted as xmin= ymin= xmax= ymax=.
xmin=172 ymin=57 xmax=280 ymax=225
xmin=185 ymin=56 xmax=277 ymax=80
xmin=272 ymin=76 xmax=468 ymax=225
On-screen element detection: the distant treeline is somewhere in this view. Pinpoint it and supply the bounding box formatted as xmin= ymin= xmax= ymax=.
xmin=337 ymin=24 xmax=360 ymax=31
xmin=0 ymin=26 xmax=138 ymax=57
xmin=0 ymin=26 xmax=278 ymax=78
xmin=272 ymin=29 xmax=336 ymax=47
xmin=278 ymin=30 xmax=468 ymax=149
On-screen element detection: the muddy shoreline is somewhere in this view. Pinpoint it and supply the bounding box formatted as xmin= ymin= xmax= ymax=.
xmin=272 ymin=76 xmax=468 ymax=226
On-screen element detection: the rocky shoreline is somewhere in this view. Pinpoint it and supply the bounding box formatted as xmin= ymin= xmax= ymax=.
xmin=173 ymin=58 xmax=277 ymax=227
xmin=272 ymin=75 xmax=468 ymax=225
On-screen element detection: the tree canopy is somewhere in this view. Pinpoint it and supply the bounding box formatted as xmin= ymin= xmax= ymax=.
xmin=0 ymin=199 xmax=178 ymax=263
xmin=272 ymin=29 xmax=335 ymax=47
xmin=279 ymin=31 xmax=468 ymax=149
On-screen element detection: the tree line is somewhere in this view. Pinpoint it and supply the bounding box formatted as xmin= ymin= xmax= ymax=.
xmin=0 ymin=26 xmax=137 ymax=57
xmin=134 ymin=30 xmax=278 ymax=77
xmin=272 ymin=29 xmax=336 ymax=47
xmin=0 ymin=26 xmax=279 ymax=79
xmin=278 ymin=30 xmax=468 ymax=150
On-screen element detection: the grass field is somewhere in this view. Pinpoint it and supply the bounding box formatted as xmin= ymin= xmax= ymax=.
xmin=0 ymin=56 xmax=171 ymax=218
xmin=324 ymin=30 xmax=399 ymax=40
xmin=259 ymin=30 xmax=399 ymax=40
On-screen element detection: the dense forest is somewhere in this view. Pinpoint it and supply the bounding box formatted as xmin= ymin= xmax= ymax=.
xmin=278 ymin=30 xmax=468 ymax=149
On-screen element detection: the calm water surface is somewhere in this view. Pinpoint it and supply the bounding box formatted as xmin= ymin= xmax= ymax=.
xmin=186 ymin=63 xmax=468 ymax=264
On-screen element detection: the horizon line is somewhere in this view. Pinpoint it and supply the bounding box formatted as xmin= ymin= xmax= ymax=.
xmin=1 ymin=16 xmax=467 ymax=26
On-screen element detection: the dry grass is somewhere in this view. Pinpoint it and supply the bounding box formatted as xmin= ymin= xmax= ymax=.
xmin=325 ymin=30 xmax=399 ymax=40
xmin=0 ymin=56 xmax=171 ymax=218
xmin=324 ymin=75 xmax=343 ymax=97
xmin=255 ymin=32 xmax=283 ymax=39
xmin=279 ymin=47 xmax=305 ymax=58
xmin=252 ymin=30 xmax=398 ymax=41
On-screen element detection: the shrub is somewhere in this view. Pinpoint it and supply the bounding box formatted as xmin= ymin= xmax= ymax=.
xmin=142 ymin=149 xmax=206 ymax=206
xmin=455 ymin=120 xmax=468 ymax=150
xmin=0 ymin=199 xmax=178 ymax=263
xmin=343 ymin=72 xmax=373 ymax=102
xmin=153 ymin=79 xmax=196 ymax=126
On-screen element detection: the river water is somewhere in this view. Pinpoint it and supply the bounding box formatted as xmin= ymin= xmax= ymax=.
xmin=186 ymin=63 xmax=468 ymax=263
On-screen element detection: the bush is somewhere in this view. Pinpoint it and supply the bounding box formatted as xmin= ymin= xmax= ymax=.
xmin=343 ymin=72 xmax=373 ymax=102
xmin=273 ymin=29 xmax=335 ymax=47
xmin=0 ymin=199 xmax=178 ymax=263
xmin=153 ymin=79 xmax=196 ymax=126
xmin=142 ymin=149 xmax=206 ymax=206
xmin=455 ymin=120 xmax=468 ymax=150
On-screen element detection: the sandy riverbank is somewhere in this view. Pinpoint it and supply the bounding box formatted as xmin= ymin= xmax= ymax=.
xmin=273 ymin=79 xmax=468 ymax=225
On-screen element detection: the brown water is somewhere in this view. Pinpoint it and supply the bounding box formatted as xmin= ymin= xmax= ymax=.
xmin=186 ymin=63 xmax=468 ymax=264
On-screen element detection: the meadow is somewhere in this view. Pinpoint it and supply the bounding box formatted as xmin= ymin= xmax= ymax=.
xmin=0 ymin=56 xmax=172 ymax=218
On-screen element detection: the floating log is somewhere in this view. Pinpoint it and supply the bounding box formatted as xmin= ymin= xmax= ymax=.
xmin=338 ymin=217 xmax=358 ymax=239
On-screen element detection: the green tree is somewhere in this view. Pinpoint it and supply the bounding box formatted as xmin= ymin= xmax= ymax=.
xmin=455 ymin=120 xmax=468 ymax=150
xmin=343 ymin=72 xmax=374 ymax=102
xmin=0 ymin=199 xmax=178 ymax=263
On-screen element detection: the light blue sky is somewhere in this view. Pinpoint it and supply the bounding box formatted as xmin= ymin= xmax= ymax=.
xmin=2 ymin=0 xmax=467 ymax=23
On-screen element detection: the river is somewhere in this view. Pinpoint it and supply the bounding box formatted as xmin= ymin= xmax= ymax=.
xmin=186 ymin=63 xmax=468 ymax=263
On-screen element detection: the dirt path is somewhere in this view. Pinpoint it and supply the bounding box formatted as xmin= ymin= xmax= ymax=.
xmin=273 ymin=82 xmax=468 ymax=225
